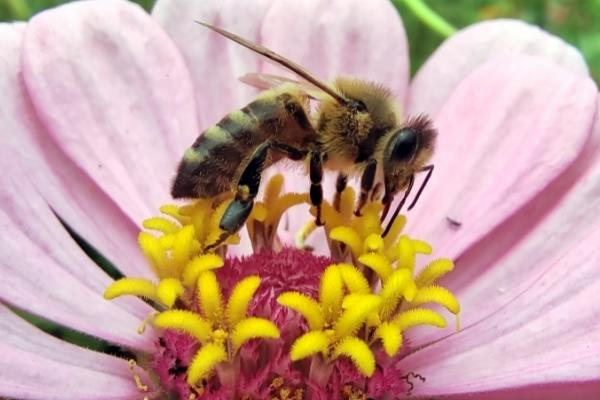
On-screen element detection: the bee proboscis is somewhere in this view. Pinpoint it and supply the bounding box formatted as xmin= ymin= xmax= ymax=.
xmin=172 ymin=22 xmax=437 ymax=249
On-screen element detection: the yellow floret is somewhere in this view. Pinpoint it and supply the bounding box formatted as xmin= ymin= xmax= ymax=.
xmin=319 ymin=265 xmax=344 ymax=321
xmin=375 ymin=322 xmax=403 ymax=357
xmin=182 ymin=254 xmax=224 ymax=287
xmin=414 ymin=258 xmax=455 ymax=287
xmin=153 ymin=310 xmax=212 ymax=343
xmin=411 ymin=285 xmax=461 ymax=314
xmin=333 ymin=337 xmax=375 ymax=377
xmin=393 ymin=308 xmax=446 ymax=331
xmin=230 ymin=317 xmax=280 ymax=352
xmin=187 ymin=342 xmax=228 ymax=384
xmin=156 ymin=278 xmax=185 ymax=308
xmin=277 ymin=292 xmax=325 ymax=330
xmin=197 ymin=271 xmax=224 ymax=322
xmin=290 ymin=331 xmax=330 ymax=361
xmin=334 ymin=294 xmax=381 ymax=339
xmin=226 ymin=275 xmax=261 ymax=327
xmin=104 ymin=278 xmax=158 ymax=303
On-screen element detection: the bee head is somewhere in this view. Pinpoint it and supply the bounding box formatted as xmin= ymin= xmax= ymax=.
xmin=382 ymin=115 xmax=437 ymax=198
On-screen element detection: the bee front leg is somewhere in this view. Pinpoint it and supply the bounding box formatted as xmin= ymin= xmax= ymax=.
xmin=309 ymin=151 xmax=324 ymax=226
xmin=355 ymin=159 xmax=377 ymax=216
xmin=207 ymin=142 xmax=271 ymax=251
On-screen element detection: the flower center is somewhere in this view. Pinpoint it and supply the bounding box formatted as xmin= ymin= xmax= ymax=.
xmin=104 ymin=174 xmax=460 ymax=399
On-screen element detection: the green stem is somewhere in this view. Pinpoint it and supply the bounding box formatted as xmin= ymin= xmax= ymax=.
xmin=394 ymin=0 xmax=456 ymax=38
xmin=6 ymin=0 xmax=32 ymax=20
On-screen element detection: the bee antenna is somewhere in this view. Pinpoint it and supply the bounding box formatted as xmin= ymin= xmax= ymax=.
xmin=382 ymin=175 xmax=414 ymax=237
xmin=407 ymin=164 xmax=434 ymax=211
xmin=382 ymin=163 xmax=435 ymax=236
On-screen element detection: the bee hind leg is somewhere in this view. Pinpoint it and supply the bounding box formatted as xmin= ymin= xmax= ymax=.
xmin=355 ymin=159 xmax=377 ymax=216
xmin=206 ymin=142 xmax=271 ymax=251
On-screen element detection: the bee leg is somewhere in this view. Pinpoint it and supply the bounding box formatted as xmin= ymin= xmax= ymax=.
xmin=382 ymin=175 xmax=415 ymax=237
xmin=272 ymin=142 xmax=308 ymax=161
xmin=333 ymin=173 xmax=348 ymax=211
xmin=309 ymin=151 xmax=324 ymax=226
xmin=355 ymin=159 xmax=377 ymax=216
xmin=206 ymin=142 xmax=271 ymax=251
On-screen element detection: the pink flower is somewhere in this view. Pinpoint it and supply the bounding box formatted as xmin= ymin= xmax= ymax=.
xmin=1 ymin=0 xmax=599 ymax=399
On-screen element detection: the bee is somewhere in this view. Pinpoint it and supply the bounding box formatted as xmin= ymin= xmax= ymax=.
xmin=172 ymin=23 xmax=437 ymax=248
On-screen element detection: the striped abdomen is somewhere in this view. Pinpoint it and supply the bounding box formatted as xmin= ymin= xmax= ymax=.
xmin=171 ymin=89 xmax=314 ymax=199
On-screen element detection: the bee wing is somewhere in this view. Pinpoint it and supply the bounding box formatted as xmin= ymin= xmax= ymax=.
xmin=196 ymin=21 xmax=347 ymax=105
xmin=240 ymin=72 xmax=333 ymax=101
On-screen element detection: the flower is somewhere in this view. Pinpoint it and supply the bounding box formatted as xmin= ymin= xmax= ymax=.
xmin=0 ymin=0 xmax=599 ymax=400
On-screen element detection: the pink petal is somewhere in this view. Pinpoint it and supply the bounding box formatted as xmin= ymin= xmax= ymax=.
xmin=408 ymin=19 xmax=589 ymax=116
xmin=0 ymin=22 xmax=151 ymax=279
xmin=1 ymin=344 xmax=142 ymax=400
xmin=0 ymin=127 xmax=154 ymax=351
xmin=406 ymin=56 xmax=597 ymax=270
xmin=410 ymin=103 xmax=600 ymax=346
xmin=402 ymin=224 xmax=600 ymax=398
xmin=0 ymin=304 xmax=129 ymax=376
xmin=152 ymin=0 xmax=274 ymax=127
xmin=260 ymin=0 xmax=409 ymax=100
xmin=22 ymin=0 xmax=198 ymax=224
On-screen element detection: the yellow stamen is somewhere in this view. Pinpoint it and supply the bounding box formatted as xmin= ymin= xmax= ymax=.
xmin=295 ymin=219 xmax=317 ymax=249
xmin=156 ymin=278 xmax=185 ymax=308
xmin=319 ymin=265 xmax=344 ymax=322
xmin=171 ymin=225 xmax=197 ymax=276
xmin=411 ymin=285 xmax=461 ymax=314
xmin=277 ymin=292 xmax=325 ymax=330
xmin=329 ymin=226 xmax=362 ymax=257
xmin=153 ymin=310 xmax=212 ymax=343
xmin=374 ymin=322 xmax=403 ymax=357
xmin=197 ymin=271 xmax=224 ymax=322
xmin=290 ymin=331 xmax=330 ymax=361
xmin=333 ymin=337 xmax=375 ymax=377
xmin=138 ymin=232 xmax=166 ymax=278
xmin=182 ymin=254 xmax=224 ymax=287
xmin=187 ymin=342 xmax=227 ymax=385
xmin=230 ymin=317 xmax=280 ymax=352
xmin=382 ymin=214 xmax=406 ymax=250
xmin=414 ymin=258 xmax=455 ymax=287
xmin=336 ymin=263 xmax=370 ymax=294
xmin=159 ymin=204 xmax=190 ymax=225
xmin=104 ymin=278 xmax=158 ymax=303
xmin=393 ymin=308 xmax=446 ymax=331
xmin=396 ymin=235 xmax=415 ymax=271
xmin=334 ymin=295 xmax=381 ymax=339
xmin=358 ymin=253 xmax=393 ymax=281
xmin=226 ymin=275 xmax=261 ymax=327
xmin=378 ymin=269 xmax=415 ymax=320
xmin=143 ymin=217 xmax=180 ymax=235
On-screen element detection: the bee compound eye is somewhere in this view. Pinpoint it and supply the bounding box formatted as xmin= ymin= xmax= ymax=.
xmin=391 ymin=128 xmax=418 ymax=161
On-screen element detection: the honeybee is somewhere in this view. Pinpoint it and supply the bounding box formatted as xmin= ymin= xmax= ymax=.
xmin=172 ymin=23 xmax=437 ymax=248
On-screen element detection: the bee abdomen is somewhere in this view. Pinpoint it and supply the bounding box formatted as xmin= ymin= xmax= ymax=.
xmin=171 ymin=108 xmax=264 ymax=198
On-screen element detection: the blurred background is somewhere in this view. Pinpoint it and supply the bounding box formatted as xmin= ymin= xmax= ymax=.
xmin=1 ymin=0 xmax=598 ymax=350
xmin=2 ymin=0 xmax=599 ymax=81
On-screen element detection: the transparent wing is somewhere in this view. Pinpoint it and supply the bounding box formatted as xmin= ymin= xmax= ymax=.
xmin=196 ymin=21 xmax=346 ymax=105
xmin=240 ymin=72 xmax=333 ymax=101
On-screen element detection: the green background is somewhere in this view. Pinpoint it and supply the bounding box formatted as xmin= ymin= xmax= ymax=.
xmin=2 ymin=0 xmax=599 ymax=81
